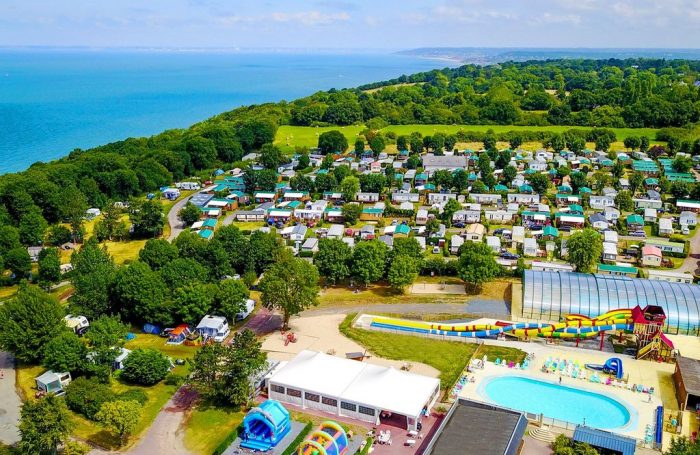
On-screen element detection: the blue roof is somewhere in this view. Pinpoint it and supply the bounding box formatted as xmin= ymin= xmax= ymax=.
xmin=573 ymin=426 xmax=636 ymax=455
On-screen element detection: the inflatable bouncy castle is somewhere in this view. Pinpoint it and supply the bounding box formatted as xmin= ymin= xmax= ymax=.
xmin=297 ymin=421 xmax=348 ymax=455
xmin=240 ymin=400 xmax=291 ymax=451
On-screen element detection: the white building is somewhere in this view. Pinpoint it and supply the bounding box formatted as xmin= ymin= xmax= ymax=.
xmin=268 ymin=350 xmax=440 ymax=431
xmin=196 ymin=315 xmax=230 ymax=342
xmin=530 ymin=261 xmax=574 ymax=273
xmin=647 ymin=270 xmax=694 ymax=284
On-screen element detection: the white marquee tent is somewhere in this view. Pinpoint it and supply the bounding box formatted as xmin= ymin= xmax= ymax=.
xmin=268 ymin=350 xmax=440 ymax=430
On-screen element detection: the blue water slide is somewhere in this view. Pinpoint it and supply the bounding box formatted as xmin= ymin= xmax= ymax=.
xmin=655 ymin=406 xmax=663 ymax=446
xmin=604 ymin=357 xmax=624 ymax=379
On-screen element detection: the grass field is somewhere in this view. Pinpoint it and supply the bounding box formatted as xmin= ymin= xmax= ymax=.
xmin=274 ymin=124 xmax=662 ymax=153
xmin=184 ymin=406 xmax=244 ymax=455
xmin=339 ymin=314 xmax=476 ymax=389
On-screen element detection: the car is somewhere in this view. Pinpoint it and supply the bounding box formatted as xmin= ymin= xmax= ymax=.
xmin=500 ymin=252 xmax=520 ymax=260
xmin=493 ymin=228 xmax=505 ymax=235
xmin=159 ymin=328 xmax=174 ymax=338
xmin=630 ymin=231 xmax=646 ymax=238
xmin=453 ymin=222 xmax=465 ymax=228
xmin=432 ymin=246 xmax=441 ymax=254
xmin=559 ymin=226 xmax=572 ymax=232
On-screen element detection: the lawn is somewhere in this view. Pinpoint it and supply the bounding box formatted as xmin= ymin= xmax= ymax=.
xmin=274 ymin=124 xmax=663 ymax=153
xmin=339 ymin=314 xmax=478 ymax=389
xmin=124 ymin=332 xmax=199 ymax=361
xmin=478 ymin=344 xmax=527 ymax=364
xmin=103 ymin=239 xmax=147 ymax=264
xmin=184 ymin=406 xmax=244 ymax=455
xmin=0 ymin=285 xmax=18 ymax=302
xmin=275 ymin=125 xmax=365 ymax=153
xmin=318 ymin=283 xmax=468 ymax=307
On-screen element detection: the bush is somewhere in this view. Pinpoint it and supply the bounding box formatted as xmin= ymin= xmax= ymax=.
xmin=164 ymin=372 xmax=187 ymax=387
xmin=121 ymin=348 xmax=171 ymax=386
xmin=65 ymin=377 xmax=116 ymax=420
xmin=118 ymin=389 xmax=149 ymax=405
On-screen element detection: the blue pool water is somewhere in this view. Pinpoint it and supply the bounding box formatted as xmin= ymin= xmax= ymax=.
xmin=480 ymin=376 xmax=632 ymax=429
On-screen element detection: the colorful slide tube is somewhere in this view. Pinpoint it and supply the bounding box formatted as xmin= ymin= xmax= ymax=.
xmin=298 ymin=421 xmax=348 ymax=455
xmin=367 ymin=309 xmax=634 ymax=340
xmin=585 ymin=357 xmax=624 ymax=379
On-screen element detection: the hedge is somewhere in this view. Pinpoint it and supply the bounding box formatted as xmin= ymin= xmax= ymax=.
xmin=280 ymin=421 xmax=313 ymax=455
xmin=212 ymin=425 xmax=242 ymax=455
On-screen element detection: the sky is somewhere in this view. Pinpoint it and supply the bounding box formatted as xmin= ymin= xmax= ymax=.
xmin=1 ymin=0 xmax=699 ymax=49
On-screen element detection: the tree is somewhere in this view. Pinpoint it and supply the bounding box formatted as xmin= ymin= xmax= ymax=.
xmin=70 ymin=239 xmax=117 ymax=318
xmin=432 ymin=170 xmax=454 ymax=191
xmin=190 ymin=329 xmax=267 ymax=406
xmin=185 ymin=136 xmax=217 ymax=169
xmin=339 ymin=176 xmax=360 ymax=203
xmin=64 ymin=377 xmax=116 ymax=419
xmin=5 ymin=247 xmax=31 ymax=279
xmin=595 ymin=135 xmax=612 ymax=152
xmin=19 ymin=208 xmax=48 ymax=245
xmin=58 ymin=185 xmax=88 ymax=242
xmin=567 ymin=135 xmax=586 ymax=154
xmin=94 ymin=203 xmax=127 ymax=242
xmin=139 ymin=239 xmax=179 ymax=270
xmin=18 ymin=395 xmax=74 ymax=455
xmin=314 ymin=238 xmax=352 ymax=284
xmin=318 ymin=130 xmax=348 ymax=154
xmin=290 ymin=175 xmax=314 ymax=193
xmin=95 ymin=400 xmax=141 ymax=445
xmin=387 ymin=256 xmax=418 ymax=293
xmin=509 ymin=134 xmax=523 ymax=149
xmin=129 ymin=198 xmax=164 ymax=238
xmin=629 ymin=172 xmax=644 ymax=194
xmin=0 ymin=286 xmax=66 ymax=363
xmin=341 ymin=203 xmax=361 ymax=226
xmin=442 ymin=198 xmax=462 ymax=227
xmin=45 ymin=225 xmax=72 ymax=246
xmin=614 ymin=191 xmax=634 ymax=212
xmin=246 ymin=230 xmax=284 ymax=274
xmin=665 ymin=436 xmax=700 ymax=455
xmin=295 ymin=152 xmax=310 ymax=170
xmin=452 ymin=169 xmax=469 ymax=193
xmin=43 ymin=331 xmax=87 ymax=374
xmin=174 ymin=282 xmax=216 ymax=325
xmin=457 ymin=242 xmax=501 ymax=292
xmin=567 ymin=228 xmax=602 ymax=273
xmin=112 ymin=261 xmax=172 ymax=324
xmin=351 ymin=240 xmax=388 ymax=285
xmin=528 ymin=173 xmax=550 ymax=195
xmin=85 ymin=315 xmax=129 ymax=351
xmin=121 ymin=348 xmax=171 ymax=385
xmin=359 ymin=173 xmax=386 ymax=193
xmin=612 ymin=161 xmax=625 ymax=179
xmin=503 ymin=165 xmax=517 ymax=185
xmin=314 ymin=173 xmax=337 ymax=193
xmin=260 ymin=252 xmax=320 ymax=330
xmin=549 ymin=133 xmax=566 ymax=152
xmin=178 ymin=202 xmax=201 ymax=227
xmin=369 ymin=136 xmax=386 ymax=154
xmin=673 ymin=155 xmax=693 ymax=173
xmin=38 ymin=247 xmax=61 ymax=288
xmin=392 ymin=237 xmax=423 ymax=261
xmin=354 ymin=138 xmax=365 ymax=154
xmin=213 ymin=279 xmax=250 ymax=322
xmin=160 ymin=257 xmax=209 ymax=288
xmin=671 ymin=181 xmax=692 ymax=200
xmin=259 ymin=144 xmax=286 ymax=170
xmin=483 ymin=131 xmax=497 ymax=151
xmin=569 ymin=172 xmax=589 ymax=193
xmin=639 ymin=136 xmax=650 ymax=152
xmin=623 ymin=136 xmax=641 ymax=150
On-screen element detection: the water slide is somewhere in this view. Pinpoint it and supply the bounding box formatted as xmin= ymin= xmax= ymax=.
xmin=368 ymin=309 xmax=633 ymax=340
xmin=585 ymin=357 xmax=624 ymax=379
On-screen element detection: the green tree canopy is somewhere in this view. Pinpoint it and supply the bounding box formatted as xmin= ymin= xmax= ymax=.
xmin=351 ymin=240 xmax=388 ymax=285
xmin=567 ymin=228 xmax=603 ymax=273
xmin=387 ymin=255 xmax=418 ymax=293
xmin=0 ymin=286 xmax=66 ymax=363
xmin=95 ymin=400 xmax=142 ymax=445
xmin=260 ymin=253 xmax=320 ymax=329
xmin=314 ymin=238 xmax=352 ymax=284
xmin=121 ymin=348 xmax=171 ymax=385
xmin=19 ymin=395 xmax=74 ymax=455
xmin=43 ymin=331 xmax=88 ymax=374
xmin=457 ymin=242 xmax=501 ymax=291
xmin=318 ymin=130 xmax=349 ymax=154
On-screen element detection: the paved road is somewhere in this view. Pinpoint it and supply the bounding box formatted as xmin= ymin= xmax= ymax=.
xmin=167 ymin=195 xmax=192 ymax=241
xmin=122 ymin=387 xmax=196 ymax=455
xmin=678 ymin=227 xmax=700 ymax=274
xmin=0 ymin=352 xmax=20 ymax=445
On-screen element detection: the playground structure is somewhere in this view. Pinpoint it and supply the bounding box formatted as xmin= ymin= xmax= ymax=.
xmin=631 ymin=305 xmax=675 ymax=362
xmin=297 ymin=421 xmax=348 ymax=455
xmin=240 ymin=400 xmax=292 ymax=452
xmin=585 ymin=358 xmax=624 ymax=379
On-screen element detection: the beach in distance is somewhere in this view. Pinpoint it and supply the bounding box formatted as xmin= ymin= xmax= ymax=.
xmin=0 ymin=49 xmax=448 ymax=174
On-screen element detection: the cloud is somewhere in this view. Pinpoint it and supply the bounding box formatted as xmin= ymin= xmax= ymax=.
xmin=270 ymin=11 xmax=351 ymax=25
xmin=537 ymin=13 xmax=582 ymax=25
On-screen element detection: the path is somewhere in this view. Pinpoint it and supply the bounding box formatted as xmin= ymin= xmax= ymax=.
xmin=167 ymin=195 xmax=192 ymax=241
xmin=221 ymin=212 xmax=236 ymax=227
xmin=124 ymin=386 xmax=197 ymax=455
xmin=301 ymin=301 xmax=508 ymax=317
xmin=678 ymin=227 xmax=700 ymax=274
xmin=0 ymin=352 xmax=20 ymax=445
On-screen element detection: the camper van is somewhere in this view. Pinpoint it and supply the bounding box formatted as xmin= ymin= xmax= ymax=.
xmin=236 ymin=299 xmax=256 ymax=321
xmin=64 ymin=315 xmax=89 ymax=336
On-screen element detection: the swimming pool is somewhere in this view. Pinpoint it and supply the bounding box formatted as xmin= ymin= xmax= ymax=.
xmin=479 ymin=376 xmax=633 ymax=429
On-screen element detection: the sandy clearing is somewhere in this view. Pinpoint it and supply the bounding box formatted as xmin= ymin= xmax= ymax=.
xmin=261 ymin=313 xmax=440 ymax=378
xmin=409 ymin=283 xmax=466 ymax=294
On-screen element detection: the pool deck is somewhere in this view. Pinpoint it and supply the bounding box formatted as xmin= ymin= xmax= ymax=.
xmin=455 ymin=336 xmax=681 ymax=449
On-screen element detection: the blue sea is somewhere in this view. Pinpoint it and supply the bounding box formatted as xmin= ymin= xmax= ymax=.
xmin=0 ymin=50 xmax=450 ymax=174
